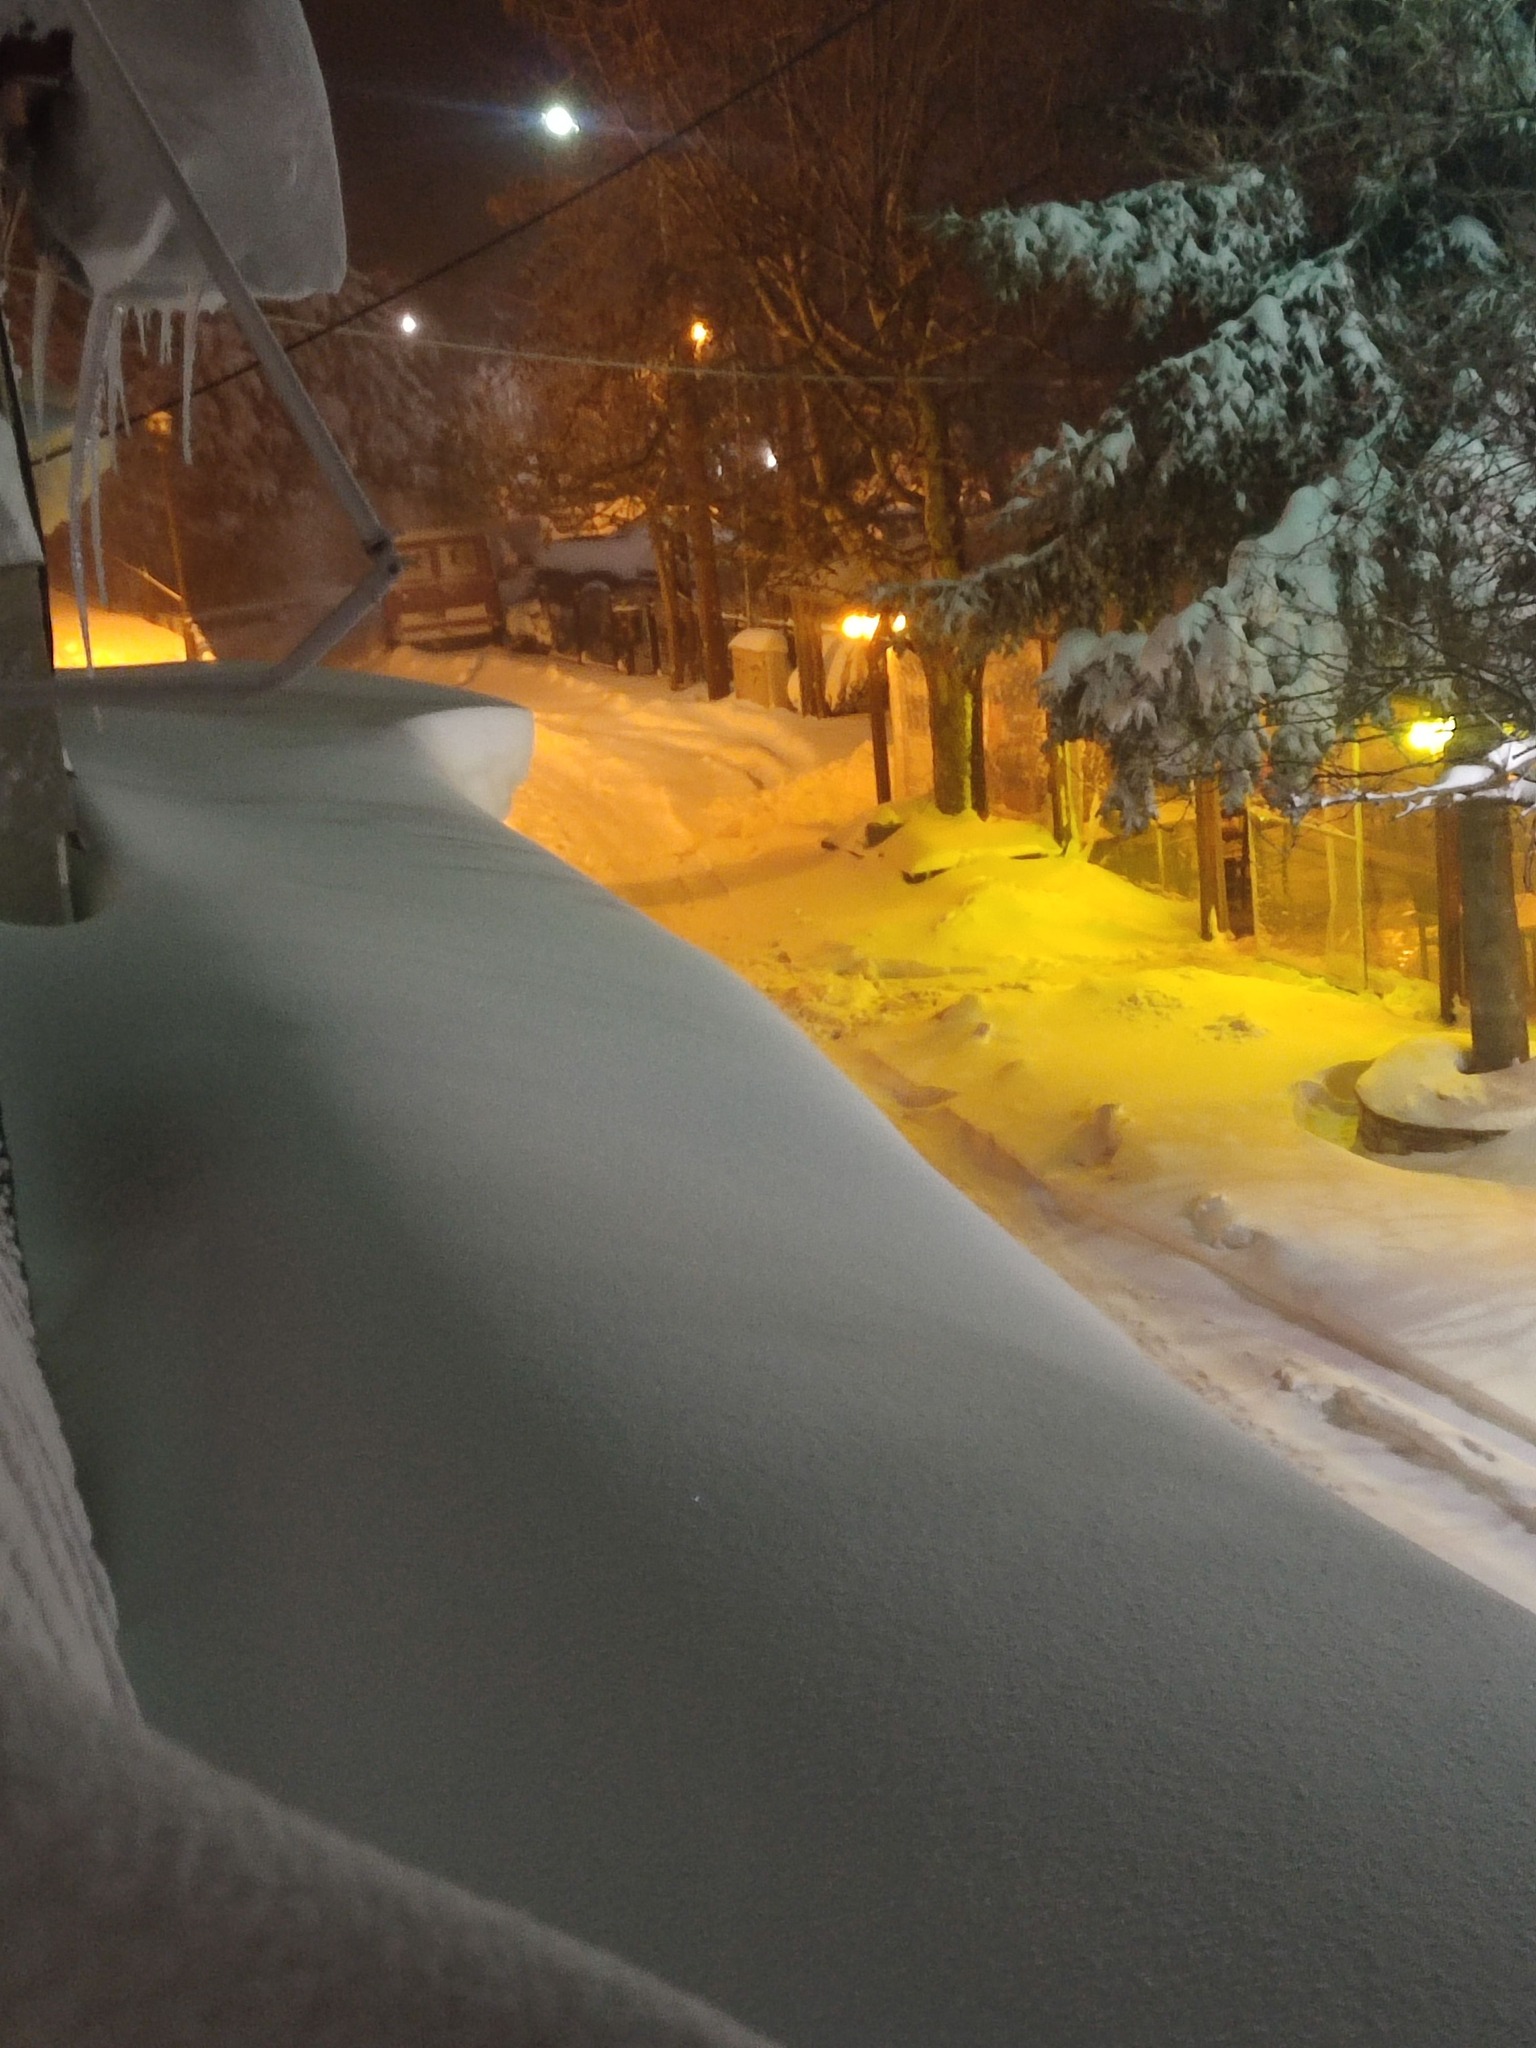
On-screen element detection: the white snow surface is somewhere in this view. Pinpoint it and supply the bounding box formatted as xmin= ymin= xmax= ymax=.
xmin=1358 ymin=1035 xmax=1536 ymax=1130
xmin=0 ymin=1173 xmax=126 ymax=1705
xmin=9 ymin=665 xmax=1536 ymax=2043
xmin=19 ymin=0 xmax=345 ymax=304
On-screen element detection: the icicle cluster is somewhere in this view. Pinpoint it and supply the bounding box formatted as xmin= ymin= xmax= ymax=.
xmin=37 ymin=264 xmax=208 ymax=671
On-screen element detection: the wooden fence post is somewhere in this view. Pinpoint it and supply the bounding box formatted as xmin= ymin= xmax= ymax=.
xmin=1435 ymin=804 xmax=1464 ymax=1024
xmin=1194 ymin=777 xmax=1230 ymax=941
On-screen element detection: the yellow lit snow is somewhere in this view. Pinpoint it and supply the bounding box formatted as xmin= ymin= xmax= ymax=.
xmin=382 ymin=642 xmax=1536 ymax=1616
xmin=48 ymin=594 xmax=187 ymax=668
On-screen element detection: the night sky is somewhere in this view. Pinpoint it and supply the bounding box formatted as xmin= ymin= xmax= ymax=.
xmin=302 ymin=0 xmax=554 ymax=294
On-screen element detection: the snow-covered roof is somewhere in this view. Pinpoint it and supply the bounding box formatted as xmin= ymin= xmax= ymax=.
xmin=535 ymin=522 xmax=656 ymax=583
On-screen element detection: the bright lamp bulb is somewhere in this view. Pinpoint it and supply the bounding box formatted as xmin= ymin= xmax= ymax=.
xmin=399 ymin=311 xmax=419 ymax=335
xmin=1406 ymin=716 xmax=1455 ymax=756
xmin=542 ymin=103 xmax=579 ymax=137
xmin=841 ymin=613 xmax=879 ymax=640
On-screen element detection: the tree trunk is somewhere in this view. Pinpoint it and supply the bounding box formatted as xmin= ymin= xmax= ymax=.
xmin=911 ymin=385 xmax=983 ymax=814
xmin=914 ymin=385 xmax=964 ymax=581
xmin=791 ymin=592 xmax=827 ymax=719
xmin=1459 ymin=798 xmax=1529 ymax=1071
xmin=670 ymin=377 xmax=732 ymax=702
xmin=649 ymin=511 xmax=691 ymax=688
xmin=916 ymin=631 xmax=984 ymax=815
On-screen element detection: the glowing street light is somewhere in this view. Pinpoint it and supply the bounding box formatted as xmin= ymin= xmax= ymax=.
xmin=399 ymin=311 xmax=419 ymax=335
xmin=541 ymin=102 xmax=580 ymax=138
xmin=841 ymin=611 xmax=906 ymax=640
xmin=1406 ymin=715 xmax=1455 ymax=756
xmin=762 ymin=445 xmax=778 ymax=469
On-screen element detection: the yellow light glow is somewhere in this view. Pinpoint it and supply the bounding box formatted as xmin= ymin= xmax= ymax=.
xmin=689 ymin=318 xmax=712 ymax=349
xmin=891 ymin=612 xmax=907 ymax=634
xmin=49 ymin=594 xmax=189 ymax=669
xmin=841 ymin=612 xmax=879 ymax=639
xmin=1406 ymin=716 xmax=1456 ymax=757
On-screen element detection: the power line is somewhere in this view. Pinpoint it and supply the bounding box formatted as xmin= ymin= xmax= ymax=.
xmin=186 ymin=0 xmax=904 ymax=413
xmin=264 ymin=311 xmax=976 ymax=388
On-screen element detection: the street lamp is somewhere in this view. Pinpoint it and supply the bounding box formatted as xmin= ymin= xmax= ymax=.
xmin=399 ymin=311 xmax=419 ymax=335
xmin=689 ymin=317 xmax=712 ymax=352
xmin=541 ymin=102 xmax=580 ymax=138
xmin=1406 ymin=716 xmax=1456 ymax=757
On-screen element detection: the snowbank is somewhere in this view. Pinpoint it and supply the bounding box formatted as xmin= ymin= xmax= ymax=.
xmin=1357 ymin=1034 xmax=1536 ymax=1132
xmin=6 ymin=670 xmax=1536 ymax=2045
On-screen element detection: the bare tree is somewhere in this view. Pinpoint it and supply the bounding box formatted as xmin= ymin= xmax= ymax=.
xmin=507 ymin=0 xmax=1142 ymax=800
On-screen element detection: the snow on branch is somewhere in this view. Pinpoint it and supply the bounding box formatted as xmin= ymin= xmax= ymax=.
xmin=1019 ymin=250 xmax=1396 ymax=531
xmin=947 ymin=167 xmax=1309 ymax=331
xmin=1035 ymin=461 xmax=1395 ymax=828
xmin=1322 ymin=737 xmax=1536 ymax=813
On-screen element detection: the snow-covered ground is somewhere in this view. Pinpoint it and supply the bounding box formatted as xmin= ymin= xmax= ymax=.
xmin=11 ymin=651 xmax=1536 ymax=2041
xmin=385 ymin=643 xmax=1536 ymax=1618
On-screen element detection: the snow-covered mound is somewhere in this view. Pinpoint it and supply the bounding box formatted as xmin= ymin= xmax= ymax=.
xmin=5 ymin=670 xmax=1536 ymax=2046
xmin=1358 ymin=1035 xmax=1536 ymax=1133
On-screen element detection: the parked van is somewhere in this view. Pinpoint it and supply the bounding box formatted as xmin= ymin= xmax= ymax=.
xmin=384 ymin=529 xmax=505 ymax=649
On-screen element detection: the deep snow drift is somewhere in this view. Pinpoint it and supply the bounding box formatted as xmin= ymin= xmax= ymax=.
xmin=6 ymin=667 xmax=1536 ymax=2044
xmin=387 ymin=645 xmax=1536 ymax=1613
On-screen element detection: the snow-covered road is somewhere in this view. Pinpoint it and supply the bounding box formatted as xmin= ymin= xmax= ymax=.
xmin=382 ymin=645 xmax=1536 ymax=1619
xmin=392 ymin=643 xmax=868 ymax=892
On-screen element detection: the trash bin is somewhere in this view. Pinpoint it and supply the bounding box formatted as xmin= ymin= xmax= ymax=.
xmin=729 ymin=626 xmax=791 ymax=708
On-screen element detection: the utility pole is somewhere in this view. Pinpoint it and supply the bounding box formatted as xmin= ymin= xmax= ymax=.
xmin=146 ymin=407 xmax=198 ymax=658
xmin=671 ymin=321 xmax=731 ymax=701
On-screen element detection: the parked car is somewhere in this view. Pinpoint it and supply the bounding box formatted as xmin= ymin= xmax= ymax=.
xmin=383 ymin=529 xmax=505 ymax=649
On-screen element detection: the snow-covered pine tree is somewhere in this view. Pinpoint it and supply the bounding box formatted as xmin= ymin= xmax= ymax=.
xmin=918 ymin=0 xmax=1536 ymax=1071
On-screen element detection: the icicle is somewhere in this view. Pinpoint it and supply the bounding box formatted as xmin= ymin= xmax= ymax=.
xmin=104 ymin=302 xmax=129 ymax=444
xmin=133 ymin=306 xmax=147 ymax=358
xmin=179 ymin=284 xmax=200 ymax=465
xmin=69 ymin=292 xmax=116 ymax=670
xmin=157 ymin=307 xmax=172 ymax=367
xmin=31 ymin=257 xmax=55 ymax=432
xmin=89 ymin=434 xmax=106 ymax=604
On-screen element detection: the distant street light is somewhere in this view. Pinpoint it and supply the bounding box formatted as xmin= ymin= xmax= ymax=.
xmin=689 ymin=317 xmax=713 ymax=351
xmin=762 ymin=445 xmax=778 ymax=469
xmin=1406 ymin=716 xmax=1456 ymax=756
xmin=541 ymin=102 xmax=580 ymax=138
xmin=841 ymin=610 xmax=906 ymax=640
xmin=399 ymin=311 xmax=419 ymax=335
